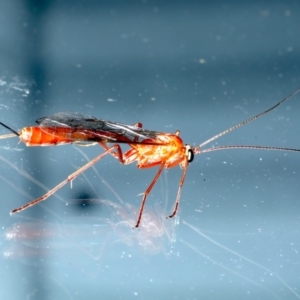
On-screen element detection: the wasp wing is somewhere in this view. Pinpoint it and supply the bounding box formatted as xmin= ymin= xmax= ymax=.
xmin=36 ymin=111 xmax=166 ymax=145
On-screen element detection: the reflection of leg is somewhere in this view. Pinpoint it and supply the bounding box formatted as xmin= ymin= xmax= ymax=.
xmin=135 ymin=163 xmax=165 ymax=228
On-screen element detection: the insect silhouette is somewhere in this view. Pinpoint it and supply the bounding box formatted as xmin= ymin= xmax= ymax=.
xmin=1 ymin=88 xmax=300 ymax=227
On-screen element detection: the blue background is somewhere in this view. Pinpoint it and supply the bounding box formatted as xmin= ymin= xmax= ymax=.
xmin=0 ymin=1 xmax=300 ymax=299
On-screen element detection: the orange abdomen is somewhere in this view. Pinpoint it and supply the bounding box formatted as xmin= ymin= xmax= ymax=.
xmin=20 ymin=127 xmax=75 ymax=146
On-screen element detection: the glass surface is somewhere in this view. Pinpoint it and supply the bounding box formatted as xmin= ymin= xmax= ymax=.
xmin=1 ymin=1 xmax=300 ymax=299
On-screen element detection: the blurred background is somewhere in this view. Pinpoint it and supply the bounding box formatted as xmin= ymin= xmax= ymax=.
xmin=0 ymin=0 xmax=300 ymax=299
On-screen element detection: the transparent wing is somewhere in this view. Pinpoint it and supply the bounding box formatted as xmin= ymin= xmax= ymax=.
xmin=36 ymin=111 xmax=165 ymax=145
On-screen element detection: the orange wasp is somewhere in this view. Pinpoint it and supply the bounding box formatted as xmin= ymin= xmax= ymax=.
xmin=1 ymin=88 xmax=300 ymax=227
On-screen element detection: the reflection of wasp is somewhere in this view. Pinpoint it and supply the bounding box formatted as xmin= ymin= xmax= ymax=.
xmin=1 ymin=88 xmax=300 ymax=227
xmin=3 ymin=198 xmax=177 ymax=264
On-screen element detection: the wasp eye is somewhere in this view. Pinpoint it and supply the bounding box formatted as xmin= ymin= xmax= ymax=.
xmin=187 ymin=149 xmax=194 ymax=163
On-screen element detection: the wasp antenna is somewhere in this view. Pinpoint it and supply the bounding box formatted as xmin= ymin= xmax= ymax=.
xmin=0 ymin=122 xmax=19 ymax=136
xmin=201 ymin=145 xmax=300 ymax=154
xmin=199 ymin=87 xmax=300 ymax=149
